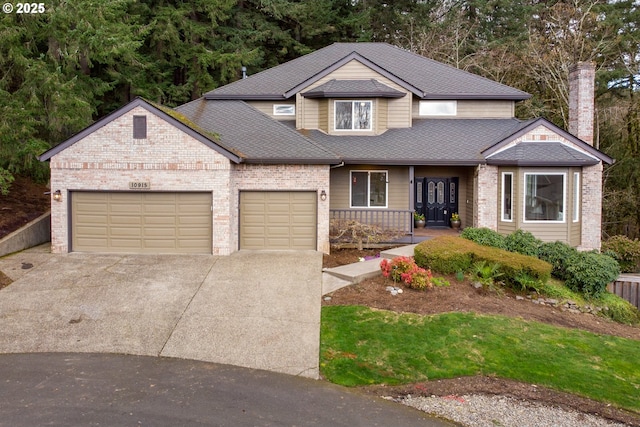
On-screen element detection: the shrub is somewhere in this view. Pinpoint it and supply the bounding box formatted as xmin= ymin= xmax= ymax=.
xmin=414 ymin=236 xmax=475 ymax=274
xmin=380 ymin=256 xmax=433 ymax=290
xmin=564 ymin=251 xmax=620 ymax=298
xmin=460 ymin=227 xmax=506 ymax=249
xmin=414 ymin=236 xmax=552 ymax=287
xmin=504 ymin=229 xmax=542 ymax=257
xmin=602 ymin=235 xmax=640 ymax=273
xmin=538 ymin=241 xmax=578 ymax=281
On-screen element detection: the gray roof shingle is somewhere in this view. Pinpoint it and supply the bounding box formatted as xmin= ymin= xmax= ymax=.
xmin=485 ymin=142 xmax=599 ymax=166
xmin=294 ymin=119 xmax=529 ymax=165
xmin=175 ymin=99 xmax=339 ymax=164
xmin=205 ymin=43 xmax=531 ymax=101
xmin=302 ymin=79 xmax=405 ymax=98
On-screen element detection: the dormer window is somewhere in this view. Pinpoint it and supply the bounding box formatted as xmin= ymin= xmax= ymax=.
xmin=335 ymin=100 xmax=372 ymax=130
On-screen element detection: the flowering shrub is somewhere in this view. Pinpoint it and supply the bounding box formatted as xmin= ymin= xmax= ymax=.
xmin=380 ymin=256 xmax=433 ymax=290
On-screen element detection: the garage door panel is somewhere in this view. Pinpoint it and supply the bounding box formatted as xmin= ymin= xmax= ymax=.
xmin=240 ymin=191 xmax=316 ymax=250
xmin=75 ymin=226 xmax=108 ymax=237
xmin=75 ymin=214 xmax=109 ymax=224
xmin=72 ymin=192 xmax=212 ymax=254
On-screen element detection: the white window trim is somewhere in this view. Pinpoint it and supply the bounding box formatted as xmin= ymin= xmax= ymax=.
xmin=349 ymin=170 xmax=388 ymax=208
xmin=522 ymin=172 xmax=566 ymax=223
xmin=273 ymin=104 xmax=295 ymax=116
xmin=419 ymin=100 xmax=457 ymax=116
xmin=334 ymin=100 xmax=373 ymax=131
xmin=501 ymin=172 xmax=513 ymax=222
xmin=573 ymin=172 xmax=580 ymax=222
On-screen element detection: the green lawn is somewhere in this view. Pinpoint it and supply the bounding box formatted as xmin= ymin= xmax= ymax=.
xmin=320 ymin=305 xmax=640 ymax=413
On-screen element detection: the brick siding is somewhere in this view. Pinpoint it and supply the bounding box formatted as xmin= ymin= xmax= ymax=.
xmin=49 ymin=106 xmax=330 ymax=254
xmin=475 ymin=164 xmax=499 ymax=230
xmin=579 ymin=163 xmax=603 ymax=251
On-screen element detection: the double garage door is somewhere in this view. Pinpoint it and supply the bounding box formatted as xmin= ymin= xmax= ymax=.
xmin=71 ymin=192 xmax=212 ymax=254
xmin=71 ymin=191 xmax=317 ymax=254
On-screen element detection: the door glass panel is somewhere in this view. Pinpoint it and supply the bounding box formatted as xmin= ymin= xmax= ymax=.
xmin=416 ymin=181 xmax=423 ymax=204
xmin=450 ymin=183 xmax=456 ymax=204
xmin=437 ymin=182 xmax=444 ymax=204
xmin=428 ymin=182 xmax=435 ymax=204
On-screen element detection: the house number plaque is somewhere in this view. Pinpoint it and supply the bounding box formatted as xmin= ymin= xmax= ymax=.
xmin=129 ymin=181 xmax=150 ymax=190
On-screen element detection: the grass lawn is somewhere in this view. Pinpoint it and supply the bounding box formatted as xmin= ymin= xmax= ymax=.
xmin=320 ymin=305 xmax=640 ymax=413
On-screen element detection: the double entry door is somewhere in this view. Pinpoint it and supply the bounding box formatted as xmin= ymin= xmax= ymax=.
xmin=415 ymin=177 xmax=458 ymax=227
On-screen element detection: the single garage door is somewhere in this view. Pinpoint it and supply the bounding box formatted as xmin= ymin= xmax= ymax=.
xmin=71 ymin=192 xmax=212 ymax=254
xmin=239 ymin=191 xmax=317 ymax=250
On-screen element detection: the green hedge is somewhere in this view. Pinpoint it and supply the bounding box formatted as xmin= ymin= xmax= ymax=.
xmin=414 ymin=236 xmax=552 ymax=285
xmin=460 ymin=227 xmax=506 ymax=249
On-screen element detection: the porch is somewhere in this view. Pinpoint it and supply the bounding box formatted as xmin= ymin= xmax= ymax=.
xmin=329 ymin=208 xmax=460 ymax=246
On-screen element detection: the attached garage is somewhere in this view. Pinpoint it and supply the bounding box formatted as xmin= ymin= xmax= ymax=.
xmin=239 ymin=191 xmax=317 ymax=250
xmin=71 ymin=192 xmax=212 ymax=254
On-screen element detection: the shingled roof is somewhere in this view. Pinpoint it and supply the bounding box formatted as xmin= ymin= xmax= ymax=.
xmin=175 ymin=99 xmax=339 ymax=164
xmin=295 ymin=119 xmax=529 ymax=165
xmin=485 ymin=142 xmax=600 ymax=166
xmin=204 ymin=43 xmax=531 ymax=101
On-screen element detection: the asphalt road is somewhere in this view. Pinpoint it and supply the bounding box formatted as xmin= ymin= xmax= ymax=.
xmin=0 ymin=353 xmax=457 ymax=427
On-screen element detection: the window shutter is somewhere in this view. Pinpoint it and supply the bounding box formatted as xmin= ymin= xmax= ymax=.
xmin=133 ymin=115 xmax=147 ymax=139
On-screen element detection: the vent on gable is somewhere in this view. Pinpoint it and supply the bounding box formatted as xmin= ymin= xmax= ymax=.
xmin=133 ymin=115 xmax=147 ymax=139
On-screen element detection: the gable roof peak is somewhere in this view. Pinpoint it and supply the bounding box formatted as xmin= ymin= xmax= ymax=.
xmin=205 ymin=42 xmax=531 ymax=101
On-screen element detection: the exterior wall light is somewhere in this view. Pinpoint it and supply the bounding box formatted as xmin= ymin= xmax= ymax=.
xmin=53 ymin=190 xmax=62 ymax=202
xmin=320 ymin=190 xmax=327 ymax=201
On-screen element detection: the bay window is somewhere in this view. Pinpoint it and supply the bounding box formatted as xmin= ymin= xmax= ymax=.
xmin=524 ymin=173 xmax=565 ymax=222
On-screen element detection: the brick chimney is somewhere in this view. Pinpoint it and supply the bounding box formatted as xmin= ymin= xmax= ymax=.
xmin=568 ymin=62 xmax=596 ymax=146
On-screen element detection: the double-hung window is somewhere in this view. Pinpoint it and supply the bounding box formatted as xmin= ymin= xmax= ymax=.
xmin=335 ymin=100 xmax=372 ymax=130
xmin=350 ymin=170 xmax=387 ymax=208
xmin=524 ymin=173 xmax=565 ymax=222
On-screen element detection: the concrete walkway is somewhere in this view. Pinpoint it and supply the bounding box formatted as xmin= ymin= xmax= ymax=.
xmin=322 ymin=244 xmax=417 ymax=295
xmin=0 ymin=246 xmax=322 ymax=378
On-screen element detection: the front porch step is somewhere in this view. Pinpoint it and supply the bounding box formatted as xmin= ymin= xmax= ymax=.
xmin=323 ymin=258 xmax=383 ymax=285
xmin=380 ymin=244 xmax=417 ymax=259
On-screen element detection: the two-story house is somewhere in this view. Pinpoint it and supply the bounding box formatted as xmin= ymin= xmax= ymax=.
xmin=39 ymin=43 xmax=612 ymax=255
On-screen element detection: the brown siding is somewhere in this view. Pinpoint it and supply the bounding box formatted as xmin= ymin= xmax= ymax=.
xmin=377 ymin=98 xmax=388 ymax=133
xmin=247 ymin=101 xmax=296 ymax=121
xmin=299 ymin=60 xmax=411 ymax=130
xmin=330 ymin=166 xmax=409 ymax=210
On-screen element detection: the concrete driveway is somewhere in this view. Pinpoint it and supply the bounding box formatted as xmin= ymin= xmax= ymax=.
xmin=0 ymin=246 xmax=322 ymax=378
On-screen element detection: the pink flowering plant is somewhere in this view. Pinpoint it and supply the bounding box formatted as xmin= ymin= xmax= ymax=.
xmin=380 ymin=256 xmax=433 ymax=290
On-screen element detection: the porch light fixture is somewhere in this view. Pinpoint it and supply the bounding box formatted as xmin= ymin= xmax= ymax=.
xmin=53 ymin=190 xmax=62 ymax=202
xmin=320 ymin=190 xmax=327 ymax=201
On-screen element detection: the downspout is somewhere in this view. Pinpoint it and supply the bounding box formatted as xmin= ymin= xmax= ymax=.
xmin=330 ymin=161 xmax=345 ymax=169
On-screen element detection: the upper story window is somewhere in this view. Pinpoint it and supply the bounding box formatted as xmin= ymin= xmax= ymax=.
xmin=335 ymin=100 xmax=372 ymax=130
xmin=419 ymin=100 xmax=456 ymax=116
xmin=274 ymin=104 xmax=295 ymax=116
